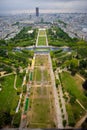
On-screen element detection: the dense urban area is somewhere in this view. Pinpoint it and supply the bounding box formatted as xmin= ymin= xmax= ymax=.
xmin=0 ymin=13 xmax=87 ymax=129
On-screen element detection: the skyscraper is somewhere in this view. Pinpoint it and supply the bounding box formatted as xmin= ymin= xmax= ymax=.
xmin=36 ymin=7 xmax=39 ymax=17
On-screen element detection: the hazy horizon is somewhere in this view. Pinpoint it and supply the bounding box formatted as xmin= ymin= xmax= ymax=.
xmin=0 ymin=0 xmax=87 ymax=15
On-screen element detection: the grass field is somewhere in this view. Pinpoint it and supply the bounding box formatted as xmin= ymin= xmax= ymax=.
xmin=60 ymin=72 xmax=87 ymax=125
xmin=39 ymin=30 xmax=46 ymax=35
xmin=27 ymin=55 xmax=56 ymax=128
xmin=35 ymin=55 xmax=49 ymax=66
xmin=30 ymin=98 xmax=52 ymax=123
xmin=16 ymin=73 xmax=24 ymax=88
xmin=38 ymin=87 xmax=49 ymax=96
xmin=33 ymin=67 xmax=50 ymax=83
xmin=0 ymin=75 xmax=19 ymax=112
xmin=35 ymin=87 xmax=46 ymax=96
xmin=33 ymin=55 xmax=51 ymax=84
xmin=24 ymin=98 xmax=29 ymax=112
xmin=35 ymin=48 xmax=49 ymax=52
xmin=33 ymin=67 xmax=41 ymax=82
xmin=38 ymin=37 xmax=46 ymax=46
xmin=30 ymin=72 xmax=33 ymax=81
xmin=28 ymin=86 xmax=55 ymax=128
xmin=61 ymin=72 xmax=87 ymax=107
xmin=43 ymin=69 xmax=50 ymax=82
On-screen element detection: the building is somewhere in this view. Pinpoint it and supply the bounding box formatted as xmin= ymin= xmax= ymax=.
xmin=36 ymin=7 xmax=39 ymax=17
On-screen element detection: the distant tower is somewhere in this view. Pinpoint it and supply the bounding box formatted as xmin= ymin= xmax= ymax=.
xmin=36 ymin=7 xmax=39 ymax=17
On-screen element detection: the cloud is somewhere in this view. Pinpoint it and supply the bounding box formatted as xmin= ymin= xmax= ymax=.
xmin=0 ymin=0 xmax=87 ymax=14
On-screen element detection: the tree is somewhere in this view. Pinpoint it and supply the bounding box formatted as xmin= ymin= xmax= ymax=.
xmin=71 ymin=69 xmax=77 ymax=76
xmin=70 ymin=59 xmax=78 ymax=75
xmin=79 ymin=60 xmax=87 ymax=69
xmin=0 ymin=110 xmax=12 ymax=128
xmin=70 ymin=95 xmax=76 ymax=104
xmin=0 ymin=39 xmax=6 ymax=46
xmin=56 ymin=79 xmax=59 ymax=88
xmin=81 ymin=118 xmax=87 ymax=129
xmin=82 ymin=79 xmax=87 ymax=90
xmin=63 ymin=120 xmax=67 ymax=127
xmin=13 ymin=111 xmax=21 ymax=127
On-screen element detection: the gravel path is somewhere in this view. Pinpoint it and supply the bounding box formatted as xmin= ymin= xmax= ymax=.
xmin=55 ymin=70 xmax=68 ymax=126
xmin=14 ymin=74 xmax=17 ymax=90
xmin=48 ymin=54 xmax=63 ymax=128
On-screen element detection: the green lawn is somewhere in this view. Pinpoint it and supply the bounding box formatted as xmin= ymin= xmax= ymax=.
xmin=61 ymin=72 xmax=87 ymax=107
xmin=61 ymin=72 xmax=87 ymax=126
xmin=43 ymin=69 xmax=50 ymax=81
xmin=35 ymin=58 xmax=44 ymax=66
xmin=0 ymin=75 xmax=19 ymax=112
xmin=39 ymin=30 xmax=46 ymax=35
xmin=38 ymin=37 xmax=46 ymax=46
xmin=16 ymin=73 xmax=24 ymax=88
xmin=30 ymin=72 xmax=33 ymax=81
xmin=43 ymin=87 xmax=47 ymax=95
xmin=66 ymin=102 xmax=85 ymax=126
xmin=35 ymin=48 xmax=49 ymax=52
xmin=33 ymin=68 xmax=41 ymax=81
xmin=33 ymin=68 xmax=50 ymax=82
xmin=28 ymin=54 xmax=55 ymax=128
xmin=35 ymin=55 xmax=48 ymax=66
xmin=24 ymin=98 xmax=29 ymax=112
xmin=36 ymin=87 xmax=47 ymax=96
xmin=30 ymin=98 xmax=53 ymax=125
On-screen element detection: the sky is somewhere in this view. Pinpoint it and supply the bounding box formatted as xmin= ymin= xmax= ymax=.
xmin=0 ymin=0 xmax=87 ymax=14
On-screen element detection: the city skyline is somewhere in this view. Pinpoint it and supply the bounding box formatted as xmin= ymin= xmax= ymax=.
xmin=0 ymin=0 xmax=87 ymax=15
